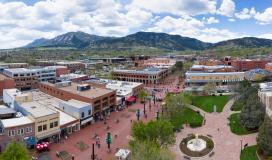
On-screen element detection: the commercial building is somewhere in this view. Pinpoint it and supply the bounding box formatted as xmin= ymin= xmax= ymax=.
xmin=0 ymin=117 xmax=35 ymax=152
xmin=0 ymin=63 xmax=28 ymax=69
xmin=190 ymin=65 xmax=236 ymax=72
xmin=198 ymin=59 xmax=223 ymax=66
xmin=33 ymin=67 xmax=57 ymax=82
xmin=0 ymin=105 xmax=16 ymax=119
xmin=39 ymin=81 xmax=116 ymax=118
xmin=112 ymin=68 xmax=169 ymax=85
xmin=185 ymin=71 xmax=245 ymax=85
xmin=58 ymin=99 xmax=93 ymax=126
xmin=2 ymin=67 xmax=60 ymax=90
xmin=0 ymin=74 xmax=15 ymax=97
xmin=258 ymin=82 xmax=272 ymax=118
xmin=3 ymin=68 xmax=39 ymax=90
xmin=56 ymin=61 xmax=85 ymax=72
xmin=231 ymin=59 xmax=268 ymax=71
xmin=54 ymin=66 xmax=69 ymax=77
xmin=85 ymin=78 xmax=143 ymax=97
xmin=136 ymin=58 xmax=176 ymax=69
xmin=3 ymin=89 xmax=80 ymax=142
xmin=58 ymin=73 xmax=89 ymax=82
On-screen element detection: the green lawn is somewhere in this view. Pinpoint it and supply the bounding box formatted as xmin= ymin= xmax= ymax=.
xmin=229 ymin=113 xmax=258 ymax=135
xmin=181 ymin=107 xmax=204 ymax=128
xmin=192 ymin=95 xmax=229 ymax=112
xmin=240 ymin=145 xmax=258 ymax=160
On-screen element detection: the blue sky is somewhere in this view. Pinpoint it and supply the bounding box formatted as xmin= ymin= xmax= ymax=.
xmin=0 ymin=0 xmax=272 ymax=49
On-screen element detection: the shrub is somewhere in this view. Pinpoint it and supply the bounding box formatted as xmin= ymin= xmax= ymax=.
xmin=189 ymin=121 xmax=202 ymax=128
xmin=206 ymin=139 xmax=213 ymax=149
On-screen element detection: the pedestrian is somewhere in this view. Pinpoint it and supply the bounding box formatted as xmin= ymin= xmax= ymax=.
xmin=97 ymin=137 xmax=101 ymax=148
xmin=217 ymin=128 xmax=220 ymax=131
xmin=95 ymin=136 xmax=99 ymax=146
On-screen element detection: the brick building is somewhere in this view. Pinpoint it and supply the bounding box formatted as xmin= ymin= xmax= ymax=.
xmin=38 ymin=82 xmax=116 ymax=118
xmin=3 ymin=68 xmax=39 ymax=90
xmin=112 ymin=68 xmax=169 ymax=85
xmin=0 ymin=117 xmax=35 ymax=152
xmin=56 ymin=61 xmax=85 ymax=73
xmin=0 ymin=74 xmax=15 ymax=97
xmin=230 ymin=59 xmax=269 ymax=71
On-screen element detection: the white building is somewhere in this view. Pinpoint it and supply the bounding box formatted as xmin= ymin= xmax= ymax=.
xmin=58 ymin=99 xmax=93 ymax=126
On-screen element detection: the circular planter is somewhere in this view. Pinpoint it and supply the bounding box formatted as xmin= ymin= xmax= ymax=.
xmin=180 ymin=135 xmax=214 ymax=157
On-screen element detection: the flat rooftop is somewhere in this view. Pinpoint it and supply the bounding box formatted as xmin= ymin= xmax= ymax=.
xmin=0 ymin=73 xmax=12 ymax=81
xmin=0 ymin=105 xmax=16 ymax=115
xmin=185 ymin=71 xmax=245 ymax=76
xmin=87 ymin=78 xmax=142 ymax=88
xmin=1 ymin=117 xmax=33 ymax=128
xmin=57 ymin=61 xmax=83 ymax=65
xmin=23 ymin=90 xmax=78 ymax=126
xmin=21 ymin=101 xmax=58 ymax=118
xmin=42 ymin=82 xmax=114 ymax=99
xmin=60 ymin=99 xmax=90 ymax=108
xmin=113 ymin=67 xmax=165 ymax=75
xmin=4 ymin=68 xmax=35 ymax=73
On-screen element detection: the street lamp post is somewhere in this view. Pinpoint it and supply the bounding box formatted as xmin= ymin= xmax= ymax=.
xmin=240 ymin=139 xmax=243 ymax=154
xmin=156 ymin=111 xmax=159 ymax=120
xmin=161 ymin=104 xmax=163 ymax=115
xmin=92 ymin=143 xmax=95 ymax=160
xmin=143 ymin=98 xmax=146 ymax=115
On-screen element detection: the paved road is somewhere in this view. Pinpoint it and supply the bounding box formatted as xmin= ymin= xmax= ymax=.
xmin=171 ymin=97 xmax=257 ymax=160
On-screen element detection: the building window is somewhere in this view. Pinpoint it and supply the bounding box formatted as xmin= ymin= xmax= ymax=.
xmin=50 ymin=122 xmax=54 ymax=128
xmin=8 ymin=130 xmax=15 ymax=136
xmin=26 ymin=127 xmax=32 ymax=133
xmin=81 ymin=112 xmax=85 ymax=118
xmin=17 ymin=128 xmax=24 ymax=135
xmin=42 ymin=125 xmax=47 ymax=131
xmin=54 ymin=121 xmax=58 ymax=127
xmin=38 ymin=126 xmax=42 ymax=132
xmin=88 ymin=110 xmax=91 ymax=115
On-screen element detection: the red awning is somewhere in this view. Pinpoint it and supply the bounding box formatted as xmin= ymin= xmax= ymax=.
xmin=126 ymin=96 xmax=136 ymax=102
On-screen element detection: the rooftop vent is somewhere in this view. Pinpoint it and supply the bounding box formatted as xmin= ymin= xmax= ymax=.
xmin=77 ymin=84 xmax=91 ymax=91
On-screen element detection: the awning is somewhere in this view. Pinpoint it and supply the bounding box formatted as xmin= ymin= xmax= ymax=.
xmin=126 ymin=96 xmax=136 ymax=102
xmin=81 ymin=117 xmax=93 ymax=125
xmin=36 ymin=129 xmax=61 ymax=140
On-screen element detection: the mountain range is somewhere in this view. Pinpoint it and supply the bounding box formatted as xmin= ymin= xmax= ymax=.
xmin=24 ymin=31 xmax=272 ymax=51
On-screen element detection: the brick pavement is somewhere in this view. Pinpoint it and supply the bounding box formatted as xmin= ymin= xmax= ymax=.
xmin=35 ymin=75 xmax=181 ymax=160
xmin=170 ymin=97 xmax=257 ymax=160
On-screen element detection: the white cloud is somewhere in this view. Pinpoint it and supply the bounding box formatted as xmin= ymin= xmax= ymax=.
xmin=206 ymin=17 xmax=219 ymax=24
xmin=217 ymin=0 xmax=235 ymax=17
xmin=228 ymin=18 xmax=236 ymax=22
xmin=127 ymin=0 xmax=217 ymax=16
xmin=258 ymin=33 xmax=272 ymax=39
xmin=255 ymin=7 xmax=272 ymax=25
xmin=235 ymin=7 xmax=256 ymax=20
xmin=147 ymin=16 xmax=243 ymax=43
xmin=0 ymin=0 xmax=153 ymax=48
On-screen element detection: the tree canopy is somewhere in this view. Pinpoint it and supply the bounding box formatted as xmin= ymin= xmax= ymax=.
xmin=129 ymin=140 xmax=175 ymax=160
xmin=257 ymin=117 xmax=272 ymax=156
xmin=131 ymin=120 xmax=175 ymax=147
xmin=0 ymin=141 xmax=30 ymax=160
xmin=240 ymin=94 xmax=265 ymax=130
